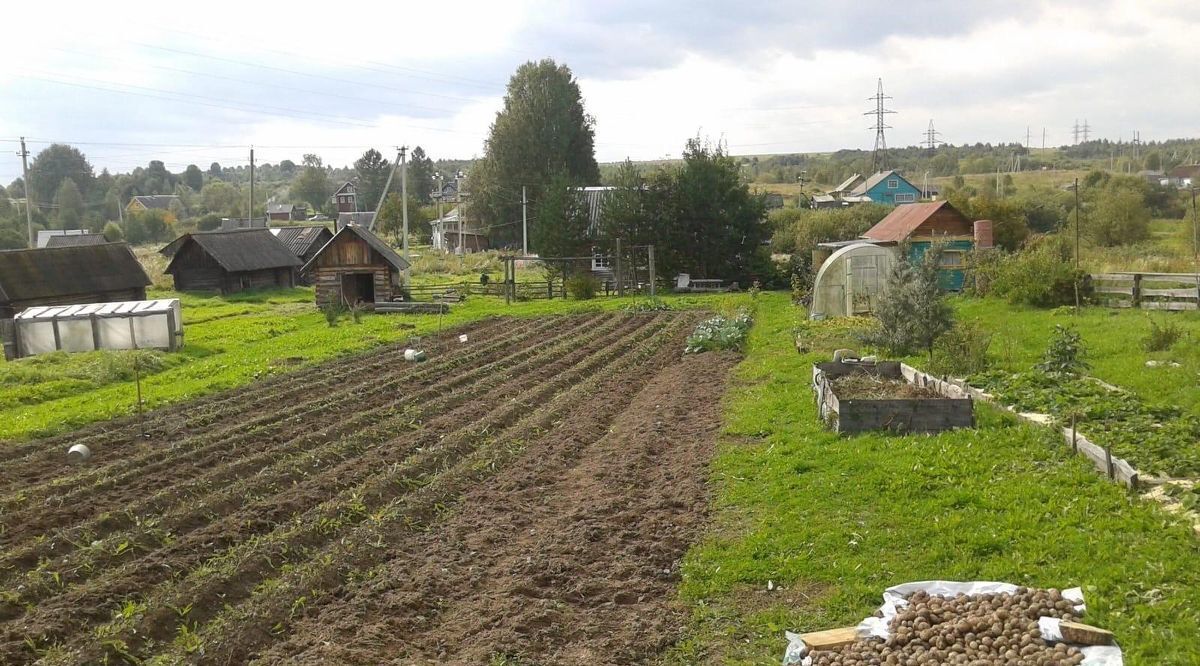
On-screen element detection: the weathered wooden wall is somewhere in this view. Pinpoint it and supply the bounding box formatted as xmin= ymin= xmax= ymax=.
xmin=309 ymin=234 xmax=397 ymax=308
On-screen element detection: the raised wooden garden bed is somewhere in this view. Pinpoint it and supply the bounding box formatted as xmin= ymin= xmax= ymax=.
xmin=812 ymin=360 xmax=975 ymax=434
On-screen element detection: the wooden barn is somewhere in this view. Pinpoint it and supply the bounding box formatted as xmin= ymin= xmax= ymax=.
xmin=301 ymin=224 xmax=410 ymax=308
xmin=861 ymin=201 xmax=977 ymax=290
xmin=270 ymin=225 xmax=334 ymax=286
xmin=163 ymin=229 xmax=301 ymax=293
xmin=0 ymin=243 xmax=151 ymax=318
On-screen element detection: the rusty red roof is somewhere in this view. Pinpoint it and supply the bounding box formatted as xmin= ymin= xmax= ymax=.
xmin=862 ymin=201 xmax=964 ymax=242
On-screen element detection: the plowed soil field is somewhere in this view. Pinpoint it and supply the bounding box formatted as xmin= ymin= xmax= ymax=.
xmin=0 ymin=311 xmax=739 ymax=665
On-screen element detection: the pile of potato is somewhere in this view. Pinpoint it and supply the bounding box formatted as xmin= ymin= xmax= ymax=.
xmin=810 ymin=587 xmax=1086 ymax=666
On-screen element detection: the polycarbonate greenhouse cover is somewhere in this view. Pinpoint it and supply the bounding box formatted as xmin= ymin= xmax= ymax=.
xmin=13 ymin=299 xmax=182 ymax=357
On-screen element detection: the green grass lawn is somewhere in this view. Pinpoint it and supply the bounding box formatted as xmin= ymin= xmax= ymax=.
xmin=666 ymin=293 xmax=1200 ymax=665
xmin=0 ymin=287 xmax=743 ymax=441
xmin=952 ymin=297 xmax=1200 ymax=416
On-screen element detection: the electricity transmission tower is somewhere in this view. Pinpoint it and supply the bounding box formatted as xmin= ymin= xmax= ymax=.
xmin=1082 ymin=120 xmax=1091 ymax=143
xmin=923 ymin=119 xmax=943 ymax=151
xmin=1072 ymin=120 xmax=1081 ymax=144
xmin=864 ymin=78 xmax=895 ymax=172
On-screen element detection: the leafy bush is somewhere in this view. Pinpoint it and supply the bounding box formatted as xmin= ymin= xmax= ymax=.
xmin=565 ymin=274 xmax=599 ymax=300
xmin=622 ymin=298 xmax=671 ymax=312
xmin=929 ymin=322 xmax=993 ymax=377
xmin=1037 ymin=325 xmax=1089 ymax=377
xmin=322 ymin=303 xmax=344 ymax=327
xmin=1143 ymin=317 xmax=1182 ymax=352
xmin=859 ymin=245 xmax=953 ymax=360
xmin=970 ymin=237 xmax=1091 ymax=307
xmin=769 ymin=204 xmax=891 ymax=274
xmin=685 ymin=310 xmax=753 ymax=353
xmin=102 ymin=222 xmax=124 ymax=242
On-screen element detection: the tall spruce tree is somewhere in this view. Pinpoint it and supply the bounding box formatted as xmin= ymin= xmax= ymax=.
xmin=471 ymin=59 xmax=600 ymax=246
xmin=354 ymin=149 xmax=392 ymax=212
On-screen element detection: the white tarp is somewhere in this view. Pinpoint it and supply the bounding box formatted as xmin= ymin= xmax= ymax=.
xmin=784 ymin=580 xmax=1123 ymax=666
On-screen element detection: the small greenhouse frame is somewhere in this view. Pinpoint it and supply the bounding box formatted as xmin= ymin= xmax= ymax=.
xmin=6 ymin=299 xmax=183 ymax=360
xmin=810 ymin=242 xmax=897 ymax=320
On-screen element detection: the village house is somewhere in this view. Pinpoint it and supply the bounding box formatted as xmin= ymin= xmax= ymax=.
xmin=44 ymin=234 xmax=109 ymax=248
xmin=162 ymin=229 xmax=300 ymax=293
xmin=301 ymin=224 xmax=410 ymax=309
xmin=1167 ymin=165 xmax=1200 ymax=188
xmin=430 ymin=207 xmax=489 ymax=253
xmin=36 ymin=229 xmax=92 ymax=248
xmin=332 ymin=182 xmax=358 ymax=212
xmin=861 ymin=200 xmax=988 ymax=291
xmin=846 ymin=170 xmax=922 ymax=205
xmin=0 ymin=243 xmax=151 ymax=318
xmin=266 ymin=202 xmax=308 ymax=221
xmin=125 ymin=195 xmax=181 ymax=215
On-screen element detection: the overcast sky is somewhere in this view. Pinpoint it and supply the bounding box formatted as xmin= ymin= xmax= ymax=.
xmin=2 ymin=0 xmax=1198 ymax=183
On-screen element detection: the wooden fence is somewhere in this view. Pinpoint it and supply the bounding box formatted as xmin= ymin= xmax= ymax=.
xmin=1090 ymin=272 xmax=1200 ymax=311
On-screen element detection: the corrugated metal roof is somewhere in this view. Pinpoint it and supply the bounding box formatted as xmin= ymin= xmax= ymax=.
xmin=831 ymin=174 xmax=863 ymax=193
xmin=45 ymin=234 xmax=108 ymax=248
xmin=270 ymin=225 xmax=333 ymax=258
xmin=0 ymin=243 xmax=151 ymax=303
xmin=849 ymin=170 xmax=903 ymax=195
xmin=862 ymin=201 xmax=958 ymax=242
xmin=164 ymin=229 xmax=301 ymax=274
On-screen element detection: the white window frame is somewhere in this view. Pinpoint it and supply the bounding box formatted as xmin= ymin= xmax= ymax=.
xmin=895 ymin=193 xmax=916 ymax=203
xmin=939 ymin=250 xmax=966 ymax=268
xmin=887 ymin=179 xmax=899 ymax=189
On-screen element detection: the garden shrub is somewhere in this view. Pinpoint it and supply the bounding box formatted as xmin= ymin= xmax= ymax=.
xmin=685 ymin=310 xmax=753 ymax=353
xmin=859 ymin=245 xmax=953 ymax=360
xmin=322 ymin=303 xmax=345 ymax=327
xmin=929 ymin=322 xmax=993 ymax=377
xmin=1038 ymin=325 xmax=1089 ymax=377
xmin=972 ymin=237 xmax=1091 ymax=307
xmin=565 ymin=274 xmax=600 ymax=300
xmin=1143 ymin=317 xmax=1182 ymax=352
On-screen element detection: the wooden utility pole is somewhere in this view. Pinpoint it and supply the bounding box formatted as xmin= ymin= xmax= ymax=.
xmin=19 ymin=137 xmax=34 ymax=248
xmin=1080 ymin=177 xmax=1089 ymax=312
xmin=1192 ymin=188 xmax=1199 ymax=304
xmin=248 ymin=146 xmax=255 ymax=222
xmin=399 ymin=146 xmax=409 ymax=260
xmin=521 ymin=186 xmax=528 ymax=256
xmin=369 ymin=147 xmax=402 ymax=233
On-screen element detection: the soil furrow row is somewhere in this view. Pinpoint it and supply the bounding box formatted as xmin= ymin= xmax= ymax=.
xmin=0 ymin=313 xmax=618 ymax=599
xmin=3 ymin=314 xmax=667 ymax=662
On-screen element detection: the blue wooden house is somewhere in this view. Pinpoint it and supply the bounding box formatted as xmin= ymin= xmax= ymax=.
xmin=861 ymin=201 xmax=977 ymax=290
xmin=848 ymin=170 xmax=921 ymax=205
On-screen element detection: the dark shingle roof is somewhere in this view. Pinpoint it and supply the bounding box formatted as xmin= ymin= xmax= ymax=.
xmin=45 ymin=234 xmax=108 ymax=248
xmin=266 ymin=202 xmax=305 ymax=214
xmin=131 ymin=195 xmax=180 ymax=210
xmin=164 ymin=229 xmax=301 ymax=274
xmin=270 ymin=225 xmax=333 ymax=257
xmin=0 ymin=243 xmax=151 ymax=304
xmin=301 ymin=224 xmax=410 ymax=274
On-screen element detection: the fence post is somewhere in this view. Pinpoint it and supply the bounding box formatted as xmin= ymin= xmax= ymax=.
xmin=1131 ymin=273 xmax=1142 ymax=308
xmin=1104 ymin=444 xmax=1115 ymax=479
xmin=615 ymin=238 xmax=624 ymax=298
xmin=1070 ymin=413 xmax=1078 ymax=453
xmin=648 ymin=245 xmax=656 ymax=297
xmin=504 ymin=258 xmax=511 ymax=305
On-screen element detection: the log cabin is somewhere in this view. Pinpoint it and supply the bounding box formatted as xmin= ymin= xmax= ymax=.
xmin=300 ymin=224 xmax=410 ymax=309
xmin=0 ymin=243 xmax=150 ymax=318
xmin=162 ymin=229 xmax=300 ymax=293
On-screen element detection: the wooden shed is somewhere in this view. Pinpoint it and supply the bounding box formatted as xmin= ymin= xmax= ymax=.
xmin=270 ymin=225 xmax=333 ymax=285
xmin=301 ymin=224 xmax=410 ymax=308
xmin=163 ymin=229 xmax=300 ymax=293
xmin=0 ymin=243 xmax=150 ymax=319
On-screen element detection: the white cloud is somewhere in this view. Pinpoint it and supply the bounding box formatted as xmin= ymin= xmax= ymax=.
xmin=1 ymin=0 xmax=1198 ymax=184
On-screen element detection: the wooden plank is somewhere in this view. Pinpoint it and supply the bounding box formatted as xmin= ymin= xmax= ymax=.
xmin=1061 ymin=427 xmax=1138 ymax=489
xmin=1059 ymin=621 xmax=1115 ymax=646
xmin=1092 ymin=285 xmax=1134 ymax=295
xmin=1141 ymin=287 xmax=1199 ymax=298
xmin=1141 ymin=301 xmax=1198 ymax=311
xmin=801 ymin=626 xmax=859 ymax=651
